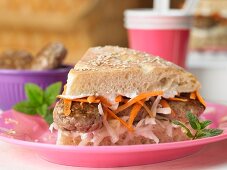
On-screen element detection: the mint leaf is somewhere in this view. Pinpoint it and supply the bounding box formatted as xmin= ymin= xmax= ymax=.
xmin=200 ymin=120 xmax=212 ymax=129
xmin=44 ymin=82 xmax=62 ymax=106
xmin=25 ymin=83 xmax=43 ymax=106
xmin=44 ymin=109 xmax=53 ymax=124
xmin=172 ymin=120 xmax=193 ymax=138
xmin=36 ymin=104 xmax=48 ymax=117
xmin=174 ymin=113 xmax=223 ymax=140
xmin=13 ymin=82 xmax=62 ymax=125
xmin=196 ymin=129 xmax=223 ymax=139
xmin=186 ymin=112 xmax=201 ymax=130
xmin=13 ymin=101 xmax=37 ymax=115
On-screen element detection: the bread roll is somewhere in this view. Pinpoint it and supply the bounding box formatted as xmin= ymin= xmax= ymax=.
xmin=65 ymin=46 xmax=200 ymax=99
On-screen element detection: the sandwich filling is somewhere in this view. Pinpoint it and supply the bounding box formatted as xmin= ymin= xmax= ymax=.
xmin=51 ymin=46 xmax=206 ymax=146
xmin=53 ymin=91 xmax=205 ymax=146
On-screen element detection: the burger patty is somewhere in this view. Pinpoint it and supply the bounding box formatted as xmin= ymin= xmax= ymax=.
xmin=167 ymin=99 xmax=205 ymax=122
xmin=54 ymin=98 xmax=205 ymax=133
xmin=53 ymin=99 xmax=102 ymax=132
xmin=118 ymin=99 xmax=205 ymax=122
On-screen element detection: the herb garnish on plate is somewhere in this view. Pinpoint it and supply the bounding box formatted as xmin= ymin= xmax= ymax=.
xmin=173 ymin=112 xmax=223 ymax=139
xmin=13 ymin=82 xmax=62 ymax=124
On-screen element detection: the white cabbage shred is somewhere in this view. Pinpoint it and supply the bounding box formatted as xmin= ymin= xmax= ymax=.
xmin=157 ymin=107 xmax=171 ymax=114
xmin=75 ymin=115 xmax=174 ymax=146
xmin=57 ymin=91 xmax=178 ymax=146
xmin=49 ymin=123 xmax=55 ymax=133
xmin=150 ymin=95 xmax=162 ymax=117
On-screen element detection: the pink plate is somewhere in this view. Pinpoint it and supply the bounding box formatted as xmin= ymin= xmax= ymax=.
xmin=0 ymin=103 xmax=227 ymax=168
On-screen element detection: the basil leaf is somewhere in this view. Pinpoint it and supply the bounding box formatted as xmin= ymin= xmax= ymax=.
xmin=25 ymin=83 xmax=43 ymax=106
xmin=44 ymin=82 xmax=62 ymax=106
xmin=200 ymin=120 xmax=212 ymax=129
xmin=172 ymin=120 xmax=194 ymax=138
xmin=36 ymin=104 xmax=48 ymax=117
xmin=13 ymin=101 xmax=37 ymax=115
xmin=186 ymin=112 xmax=201 ymax=130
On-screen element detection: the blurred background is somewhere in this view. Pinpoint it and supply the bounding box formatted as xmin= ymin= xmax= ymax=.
xmin=0 ymin=0 xmax=185 ymax=64
xmin=0 ymin=0 xmax=227 ymax=105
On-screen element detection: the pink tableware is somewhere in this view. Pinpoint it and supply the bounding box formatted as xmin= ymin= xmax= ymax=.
xmin=0 ymin=103 xmax=227 ymax=168
xmin=124 ymin=10 xmax=193 ymax=67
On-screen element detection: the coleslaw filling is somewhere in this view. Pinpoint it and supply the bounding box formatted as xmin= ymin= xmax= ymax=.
xmin=55 ymin=115 xmax=179 ymax=146
xmin=55 ymin=90 xmax=206 ymax=145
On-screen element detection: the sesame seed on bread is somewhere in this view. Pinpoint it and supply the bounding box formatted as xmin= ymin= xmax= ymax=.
xmin=64 ymin=46 xmax=200 ymax=99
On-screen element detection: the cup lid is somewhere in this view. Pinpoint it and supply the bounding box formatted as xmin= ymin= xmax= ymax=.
xmin=124 ymin=9 xmax=193 ymax=30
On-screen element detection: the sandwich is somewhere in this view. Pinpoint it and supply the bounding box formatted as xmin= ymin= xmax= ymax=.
xmin=53 ymin=46 xmax=206 ymax=146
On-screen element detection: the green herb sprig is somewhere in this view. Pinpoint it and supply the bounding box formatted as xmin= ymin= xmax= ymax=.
xmin=172 ymin=112 xmax=223 ymax=139
xmin=13 ymin=82 xmax=62 ymax=124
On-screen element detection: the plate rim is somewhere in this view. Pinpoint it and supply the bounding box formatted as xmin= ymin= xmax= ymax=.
xmin=0 ymin=103 xmax=227 ymax=153
xmin=0 ymin=131 xmax=227 ymax=153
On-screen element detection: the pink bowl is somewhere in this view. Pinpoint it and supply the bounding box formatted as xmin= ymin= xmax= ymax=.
xmin=0 ymin=65 xmax=72 ymax=110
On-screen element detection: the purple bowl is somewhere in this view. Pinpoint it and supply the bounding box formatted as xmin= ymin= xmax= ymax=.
xmin=0 ymin=65 xmax=72 ymax=110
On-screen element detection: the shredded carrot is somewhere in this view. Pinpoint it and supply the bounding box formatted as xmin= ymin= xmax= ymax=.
xmin=97 ymin=96 xmax=112 ymax=107
xmin=137 ymin=101 xmax=154 ymax=117
xmin=196 ymin=91 xmax=206 ymax=107
xmin=160 ymin=99 xmax=175 ymax=116
xmin=160 ymin=99 xmax=169 ymax=108
xmin=115 ymin=95 xmax=129 ymax=103
xmin=57 ymin=95 xmax=100 ymax=103
xmin=115 ymin=91 xmax=164 ymax=113
xmin=63 ymin=99 xmax=72 ymax=116
xmin=128 ymin=100 xmax=144 ymax=127
xmin=73 ymin=99 xmax=100 ymax=103
xmin=57 ymin=95 xmax=111 ymax=106
xmin=103 ymin=106 xmax=134 ymax=131
xmin=115 ymin=95 xmax=123 ymax=102
xmin=168 ymin=98 xmax=188 ymax=102
xmin=87 ymin=96 xmax=96 ymax=103
xmin=190 ymin=92 xmax=196 ymax=100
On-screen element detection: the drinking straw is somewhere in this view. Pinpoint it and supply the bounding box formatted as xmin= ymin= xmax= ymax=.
xmin=182 ymin=0 xmax=199 ymax=15
xmin=153 ymin=0 xmax=170 ymax=14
